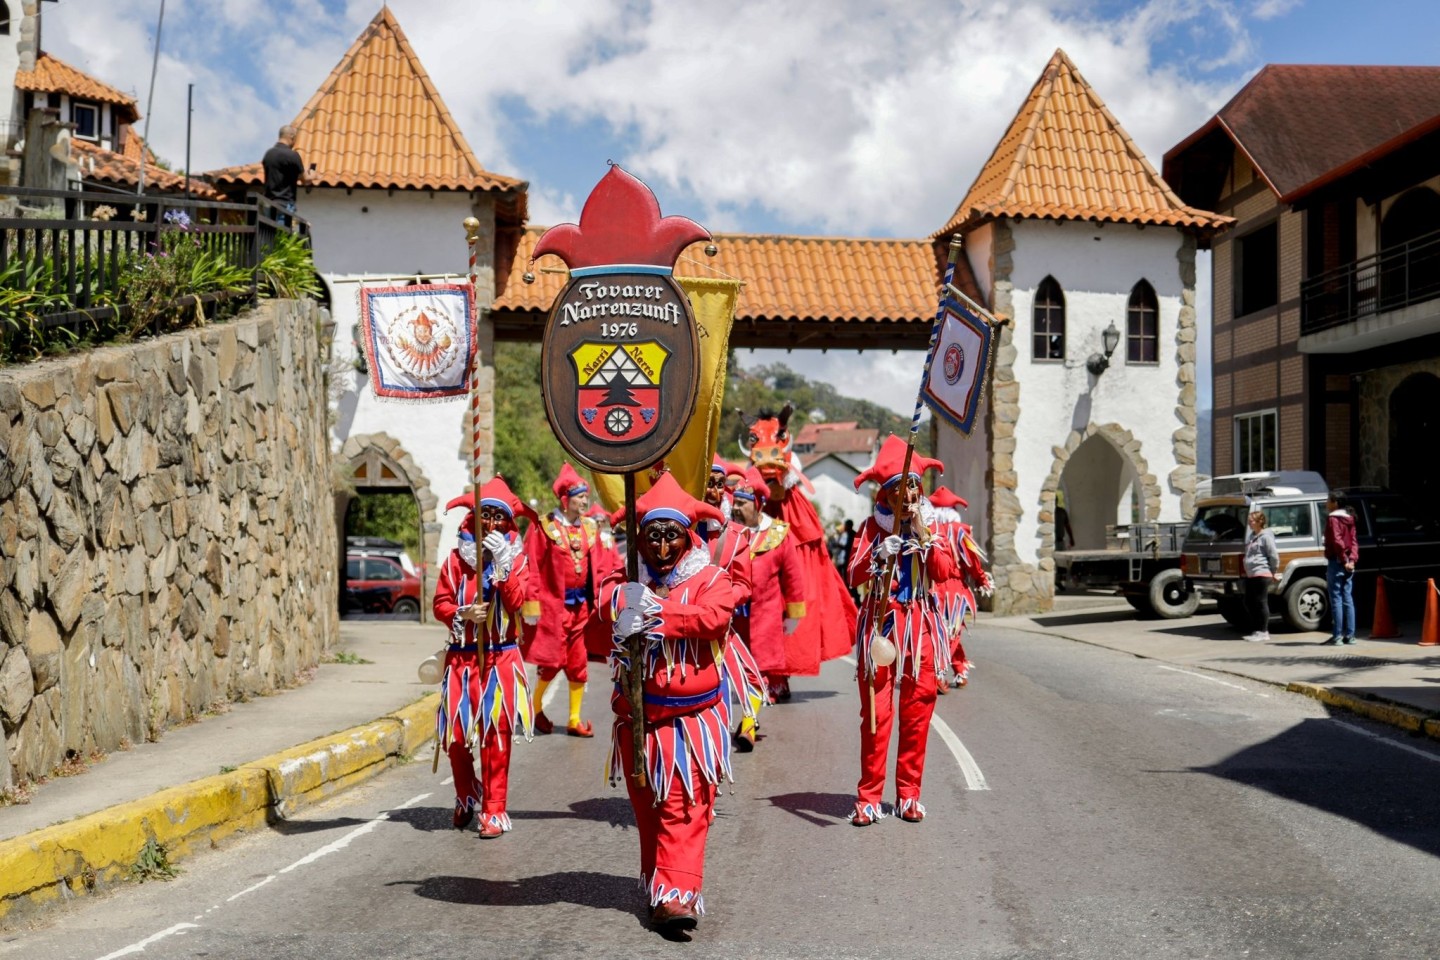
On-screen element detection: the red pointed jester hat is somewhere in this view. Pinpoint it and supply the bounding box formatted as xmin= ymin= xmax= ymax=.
xmin=634 ymin=472 xmax=723 ymax=528
xmin=927 ymin=485 xmax=969 ymax=510
xmin=552 ymin=462 xmax=590 ymax=502
xmin=734 ymin=466 xmax=770 ymax=504
xmin=447 ymin=476 xmax=538 ymax=529
xmin=854 ymin=434 xmax=944 ymax=492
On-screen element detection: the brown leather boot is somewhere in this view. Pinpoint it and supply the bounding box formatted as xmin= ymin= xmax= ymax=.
xmin=650 ymin=899 xmax=699 ymax=932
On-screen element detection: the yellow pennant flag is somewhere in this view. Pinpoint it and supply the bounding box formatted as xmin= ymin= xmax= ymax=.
xmin=592 ymin=276 xmax=741 ymax=511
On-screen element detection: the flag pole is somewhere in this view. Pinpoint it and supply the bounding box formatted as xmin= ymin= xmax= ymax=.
xmin=624 ymin=471 xmax=647 ymax=788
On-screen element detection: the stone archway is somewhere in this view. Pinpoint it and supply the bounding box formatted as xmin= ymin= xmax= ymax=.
xmin=1038 ymin=423 xmax=1162 ymax=565
xmin=338 ymin=432 xmax=441 ymax=615
xmin=1388 ymin=372 xmax=1440 ymax=506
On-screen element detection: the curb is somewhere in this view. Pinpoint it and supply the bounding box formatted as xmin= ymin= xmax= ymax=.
xmin=0 ymin=693 xmax=438 ymax=923
xmin=991 ymin=618 xmax=1440 ymax=742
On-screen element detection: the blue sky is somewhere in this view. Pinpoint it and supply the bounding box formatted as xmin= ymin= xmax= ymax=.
xmin=38 ymin=0 xmax=1440 ymax=414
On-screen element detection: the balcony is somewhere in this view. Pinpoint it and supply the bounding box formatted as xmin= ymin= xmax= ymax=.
xmin=1299 ymin=228 xmax=1440 ymax=353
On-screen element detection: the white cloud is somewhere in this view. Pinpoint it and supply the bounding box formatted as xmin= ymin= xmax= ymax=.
xmin=1251 ymin=0 xmax=1304 ymax=21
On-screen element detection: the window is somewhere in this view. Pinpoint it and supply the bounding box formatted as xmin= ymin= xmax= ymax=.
xmin=1234 ymin=410 xmax=1278 ymax=472
xmin=364 ymin=558 xmax=404 ymax=581
xmin=1261 ymin=503 xmax=1313 ymax=539
xmin=346 ymin=558 xmax=362 ymax=580
xmin=1032 ymin=275 xmax=1065 ymax=360
xmin=71 ymin=102 xmax=98 ymax=140
xmin=1235 ymin=222 xmax=1278 ymax=316
xmin=1367 ymin=497 xmax=1425 ymax=537
xmin=1126 ymin=279 xmax=1159 ymax=363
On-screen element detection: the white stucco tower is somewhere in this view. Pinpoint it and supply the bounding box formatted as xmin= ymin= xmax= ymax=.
xmin=933 ymin=50 xmax=1229 ymax=614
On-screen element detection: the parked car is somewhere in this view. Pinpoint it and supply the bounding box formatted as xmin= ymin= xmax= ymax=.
xmin=1180 ymin=471 xmax=1440 ymax=632
xmin=344 ymin=552 xmax=422 ymax=616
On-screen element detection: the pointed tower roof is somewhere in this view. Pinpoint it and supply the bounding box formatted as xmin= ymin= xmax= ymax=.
xmin=935 ymin=50 xmax=1228 ymax=238
xmin=206 ymin=8 xmax=525 ymax=213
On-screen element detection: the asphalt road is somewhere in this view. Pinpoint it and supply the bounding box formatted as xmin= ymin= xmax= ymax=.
xmin=8 ymin=624 xmax=1440 ymax=960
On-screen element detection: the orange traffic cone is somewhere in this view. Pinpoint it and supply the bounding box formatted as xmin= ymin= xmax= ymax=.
xmin=1420 ymin=579 xmax=1440 ymax=647
xmin=1372 ymin=575 xmax=1401 ymax=640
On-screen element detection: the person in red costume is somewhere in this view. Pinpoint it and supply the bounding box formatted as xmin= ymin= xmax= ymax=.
xmin=699 ymin=456 xmax=767 ymax=751
xmin=847 ymin=435 xmax=959 ymax=826
xmin=597 ymin=473 xmax=737 ymax=934
xmin=925 ymin=486 xmax=992 ymax=693
xmin=522 ymin=463 xmax=615 ymax=737
xmin=738 ymin=405 xmax=857 ymax=699
xmin=732 ymin=468 xmax=806 ymax=720
xmin=431 ymin=477 xmax=535 ymax=837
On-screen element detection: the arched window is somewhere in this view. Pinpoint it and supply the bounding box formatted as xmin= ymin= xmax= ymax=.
xmin=1033 ymin=275 xmax=1065 ymax=360
xmin=1126 ymin=279 xmax=1159 ymax=364
xmin=0 ymin=2 xmax=10 ymax=36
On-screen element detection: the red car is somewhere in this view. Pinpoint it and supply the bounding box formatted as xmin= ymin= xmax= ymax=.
xmin=344 ymin=553 xmax=422 ymax=616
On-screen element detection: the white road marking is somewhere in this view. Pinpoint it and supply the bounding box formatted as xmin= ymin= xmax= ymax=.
xmin=226 ymin=875 xmax=276 ymax=902
xmin=1330 ymin=719 xmax=1440 ymax=765
xmin=95 ymin=923 xmax=198 ymax=960
xmin=96 ymin=791 xmax=433 ymax=960
xmin=278 ymin=791 xmax=430 ymax=874
xmin=841 ymin=655 xmax=989 ymax=790
xmin=441 ymin=776 xmax=454 ymax=785
xmin=541 ymin=679 xmax=559 ymax=711
xmin=1155 ymin=664 xmax=1269 ymax=696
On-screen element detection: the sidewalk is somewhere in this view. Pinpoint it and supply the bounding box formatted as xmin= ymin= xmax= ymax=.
xmin=0 ymin=619 xmax=442 ymax=922
xmin=986 ymin=595 xmax=1440 ymax=735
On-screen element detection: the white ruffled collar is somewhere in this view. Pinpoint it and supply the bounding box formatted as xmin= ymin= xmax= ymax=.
xmin=874 ymin=497 xmax=936 ymax=534
xmin=643 ymin=545 xmax=710 ymax=589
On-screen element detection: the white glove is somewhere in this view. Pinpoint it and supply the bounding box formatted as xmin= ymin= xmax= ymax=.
xmin=783 ymin=617 xmax=801 ymax=636
xmin=522 ymin=614 xmax=540 ymax=626
xmin=978 ymin=573 xmax=994 ymax=597
xmin=615 ymin=581 xmax=648 ymax=637
xmin=482 ymin=531 xmax=513 ymax=579
xmin=876 ymin=535 xmax=904 ymax=559
xmin=620 ymin=581 xmax=647 ymax=612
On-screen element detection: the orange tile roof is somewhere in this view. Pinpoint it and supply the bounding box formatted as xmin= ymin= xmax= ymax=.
xmin=15 ymin=53 xmax=139 ymax=123
xmin=494 ymin=227 xmax=981 ymax=327
xmin=936 ymin=49 xmax=1230 ymax=237
xmin=205 ymin=8 xmax=524 ymax=205
xmin=71 ymin=138 xmax=223 ymax=199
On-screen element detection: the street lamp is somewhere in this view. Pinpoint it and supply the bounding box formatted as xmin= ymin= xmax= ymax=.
xmin=1086 ymin=321 xmax=1122 ymax=376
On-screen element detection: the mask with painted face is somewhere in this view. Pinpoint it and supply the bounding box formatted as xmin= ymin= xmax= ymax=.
xmin=639 ymin=519 xmax=689 ymax=579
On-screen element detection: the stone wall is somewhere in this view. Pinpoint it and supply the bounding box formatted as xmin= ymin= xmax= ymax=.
xmin=0 ymin=300 xmax=339 ymax=789
xmin=1357 ymin=357 xmax=1440 ymax=487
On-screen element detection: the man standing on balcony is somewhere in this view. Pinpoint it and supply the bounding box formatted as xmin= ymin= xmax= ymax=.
xmin=262 ymin=125 xmax=305 ymax=224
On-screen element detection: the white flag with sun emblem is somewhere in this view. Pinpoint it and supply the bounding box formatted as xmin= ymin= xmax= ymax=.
xmin=357 ymin=284 xmax=474 ymax=402
xmin=921 ymin=296 xmax=994 ymax=436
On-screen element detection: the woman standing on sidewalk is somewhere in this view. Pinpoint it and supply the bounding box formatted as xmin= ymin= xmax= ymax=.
xmin=1323 ymin=491 xmax=1360 ymax=645
xmin=1242 ymin=511 xmax=1280 ymax=642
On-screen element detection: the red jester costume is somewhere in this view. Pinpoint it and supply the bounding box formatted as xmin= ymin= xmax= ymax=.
xmin=847 ymin=435 xmax=959 ymax=826
xmin=597 ymin=474 xmax=737 ymax=933
xmin=699 ymin=457 xmax=767 ymax=751
xmin=522 ymin=463 xmax=614 ymax=737
xmin=738 ymin=404 xmax=857 ymax=699
xmin=732 ymin=468 xmax=806 ymax=713
xmin=432 ymin=478 xmax=535 ymax=837
xmin=926 ymin=485 xmax=992 ymax=691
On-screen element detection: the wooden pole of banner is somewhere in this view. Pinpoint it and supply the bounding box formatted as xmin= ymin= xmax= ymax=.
xmin=624 ymin=472 xmax=648 ymax=788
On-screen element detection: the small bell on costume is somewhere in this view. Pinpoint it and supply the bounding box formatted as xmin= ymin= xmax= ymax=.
xmin=869 ymin=634 xmax=898 ymax=667
xmin=417 ymin=650 xmax=445 ymax=685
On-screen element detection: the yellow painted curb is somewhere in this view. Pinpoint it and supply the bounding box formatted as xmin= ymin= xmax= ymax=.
xmin=1286 ymin=682 xmax=1431 ymax=734
xmin=0 ymin=692 xmax=441 ymax=923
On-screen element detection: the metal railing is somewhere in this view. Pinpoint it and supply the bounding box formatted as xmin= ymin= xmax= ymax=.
xmin=1301 ymin=227 xmax=1440 ymax=335
xmin=0 ymin=185 xmax=308 ymax=348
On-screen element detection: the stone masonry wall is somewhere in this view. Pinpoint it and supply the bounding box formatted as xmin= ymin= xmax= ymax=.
xmin=0 ymin=300 xmax=339 ymax=789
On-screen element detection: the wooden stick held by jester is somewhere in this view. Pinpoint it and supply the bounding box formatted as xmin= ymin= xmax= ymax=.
xmin=530 ymin=165 xmax=741 ymax=933
xmin=530 ymin=164 xmax=709 ymax=791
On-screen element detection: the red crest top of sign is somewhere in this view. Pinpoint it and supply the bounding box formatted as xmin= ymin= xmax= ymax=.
xmin=532 ymin=165 xmax=710 ymax=271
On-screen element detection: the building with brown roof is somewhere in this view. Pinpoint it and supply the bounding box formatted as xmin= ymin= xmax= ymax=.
xmin=1166 ymin=64 xmax=1440 ymax=507
xmin=933 ymin=50 xmax=1229 ymax=614
xmin=204 ymin=7 xmax=526 ymax=281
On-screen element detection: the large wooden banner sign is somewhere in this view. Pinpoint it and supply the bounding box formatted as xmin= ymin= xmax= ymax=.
xmin=534 ymin=165 xmax=710 ymax=472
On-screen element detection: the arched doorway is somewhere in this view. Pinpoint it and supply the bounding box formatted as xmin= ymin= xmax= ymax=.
xmin=1388 ymin=372 xmax=1440 ymax=507
xmin=1056 ymin=433 xmax=1141 ymax=550
xmin=1380 ymin=187 xmax=1440 ymax=310
xmin=337 ymin=434 xmax=440 ymax=620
